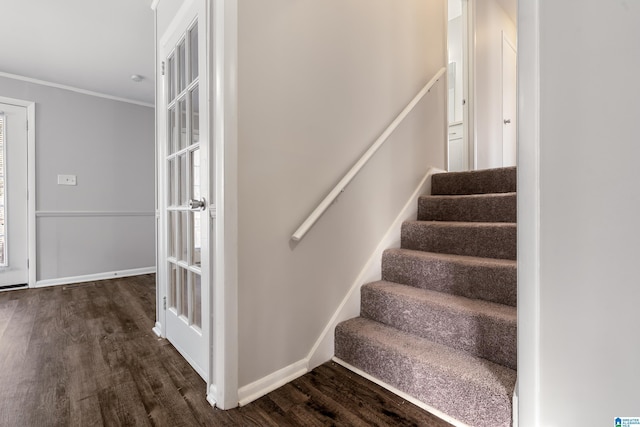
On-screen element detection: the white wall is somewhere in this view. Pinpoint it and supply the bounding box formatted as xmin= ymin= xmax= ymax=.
xmin=0 ymin=76 xmax=155 ymax=282
xmin=475 ymin=0 xmax=516 ymax=169
xmin=519 ymin=0 xmax=640 ymax=425
xmin=237 ymin=0 xmax=446 ymax=389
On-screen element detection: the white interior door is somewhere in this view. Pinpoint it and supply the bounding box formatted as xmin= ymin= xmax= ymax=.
xmin=160 ymin=0 xmax=210 ymax=379
xmin=0 ymin=103 xmax=28 ymax=288
xmin=502 ymin=33 xmax=517 ymax=167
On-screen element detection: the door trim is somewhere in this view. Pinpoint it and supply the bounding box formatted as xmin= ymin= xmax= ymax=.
xmin=0 ymin=96 xmax=36 ymax=288
xmin=209 ymin=0 xmax=239 ymax=410
xmin=465 ymin=0 xmax=477 ymax=170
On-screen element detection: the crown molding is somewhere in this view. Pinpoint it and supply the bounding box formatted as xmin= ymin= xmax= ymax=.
xmin=0 ymin=71 xmax=154 ymax=108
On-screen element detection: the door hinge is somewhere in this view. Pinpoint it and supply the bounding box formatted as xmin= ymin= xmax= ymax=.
xmin=163 ymin=296 xmax=167 ymax=310
xmin=161 ymin=61 xmax=165 ymax=76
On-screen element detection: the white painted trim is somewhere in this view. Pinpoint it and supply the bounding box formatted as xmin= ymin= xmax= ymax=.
xmin=150 ymin=0 xmax=160 ymax=11
xmin=0 ymin=72 xmax=154 ymax=108
xmin=206 ymin=384 xmax=217 ymax=407
xmin=27 ymin=103 xmax=36 ymax=288
xmin=466 ymin=0 xmax=477 ymax=170
xmin=35 ymin=211 xmax=155 ymax=218
xmin=291 ymin=68 xmax=447 ymax=242
xmin=237 ymin=359 xmax=308 ymax=407
xmin=332 ymin=357 xmax=470 ymax=427
xmin=0 ymin=284 xmax=28 ymax=293
xmin=211 ymin=0 xmax=239 ymax=410
xmin=34 ymin=267 xmax=156 ymax=288
xmin=517 ymin=0 xmax=541 ymax=425
xmin=0 ymin=96 xmax=37 ymax=288
xmin=152 ymin=322 xmax=163 ymax=337
xmin=158 ymin=0 xmax=197 ymax=47
xmin=307 ymin=167 xmax=445 ymax=369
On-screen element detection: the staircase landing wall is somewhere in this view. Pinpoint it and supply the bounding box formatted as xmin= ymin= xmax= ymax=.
xmin=236 ymin=0 xmax=447 ymax=399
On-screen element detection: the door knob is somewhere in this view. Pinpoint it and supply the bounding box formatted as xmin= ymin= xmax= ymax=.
xmin=504 ymin=119 xmax=511 ymax=124
xmin=189 ymin=198 xmax=206 ymax=211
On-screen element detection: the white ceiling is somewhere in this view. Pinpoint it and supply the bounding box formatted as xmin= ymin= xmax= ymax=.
xmin=0 ymin=0 xmax=155 ymax=105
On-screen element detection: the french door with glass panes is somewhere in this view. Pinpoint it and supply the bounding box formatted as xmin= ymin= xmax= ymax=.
xmin=161 ymin=2 xmax=209 ymax=379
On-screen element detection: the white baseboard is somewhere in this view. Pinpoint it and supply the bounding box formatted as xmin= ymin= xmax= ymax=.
xmin=34 ymin=266 xmax=156 ymax=288
xmin=152 ymin=322 xmax=163 ymax=338
xmin=332 ymin=357 xmax=470 ymax=427
xmin=237 ymin=358 xmax=308 ymax=407
xmin=306 ymin=167 xmax=445 ymax=370
xmin=207 ymin=384 xmax=217 ymax=408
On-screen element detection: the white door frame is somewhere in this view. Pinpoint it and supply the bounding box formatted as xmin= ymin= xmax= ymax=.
xmin=517 ymin=0 xmax=541 ymax=423
xmin=0 ymin=96 xmax=36 ymax=289
xmin=464 ymin=0 xmax=477 ymax=170
xmin=209 ymin=0 xmax=239 ymax=410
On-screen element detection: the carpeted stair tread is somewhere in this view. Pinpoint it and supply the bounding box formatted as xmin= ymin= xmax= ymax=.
xmin=418 ymin=192 xmax=516 ymax=223
xmin=382 ymin=248 xmax=516 ymax=306
xmin=335 ymin=317 xmax=516 ymax=427
xmin=361 ymin=280 xmax=516 ymax=369
xmin=431 ymin=167 xmax=516 ymax=195
xmin=401 ymin=221 xmax=517 ymax=260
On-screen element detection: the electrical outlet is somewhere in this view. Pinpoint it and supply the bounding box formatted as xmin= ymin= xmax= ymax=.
xmin=57 ymin=174 xmax=77 ymax=186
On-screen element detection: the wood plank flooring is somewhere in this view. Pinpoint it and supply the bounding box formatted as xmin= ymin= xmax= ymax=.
xmin=0 ymin=274 xmax=453 ymax=426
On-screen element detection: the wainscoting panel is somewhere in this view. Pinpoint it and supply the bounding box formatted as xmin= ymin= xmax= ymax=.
xmin=36 ymin=211 xmax=155 ymax=282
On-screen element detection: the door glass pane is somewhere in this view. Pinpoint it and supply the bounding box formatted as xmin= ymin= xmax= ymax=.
xmin=180 ymin=211 xmax=188 ymax=262
xmin=0 ymin=114 xmax=6 ymax=267
xmin=191 ymin=149 xmax=200 ymax=201
xmin=178 ymin=154 xmax=187 ymax=206
xmin=168 ymin=105 xmax=176 ymax=154
xmin=178 ymin=98 xmax=187 ymax=151
xmin=191 ymin=272 xmax=201 ymax=328
xmin=189 ymin=23 xmax=198 ymax=83
xmin=169 ymin=263 xmax=177 ymax=309
xmin=178 ymin=40 xmax=186 ymax=93
xmin=168 ymin=158 xmax=176 ymax=206
xmin=179 ymin=267 xmax=188 ymax=317
xmin=168 ymin=211 xmax=176 ymax=258
xmin=168 ymin=54 xmax=175 ymax=102
xmin=190 ymin=86 xmax=199 ymax=145
xmin=191 ymin=212 xmax=201 ymax=267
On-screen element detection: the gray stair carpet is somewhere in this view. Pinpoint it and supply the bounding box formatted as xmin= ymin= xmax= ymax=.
xmin=335 ymin=167 xmax=517 ymax=427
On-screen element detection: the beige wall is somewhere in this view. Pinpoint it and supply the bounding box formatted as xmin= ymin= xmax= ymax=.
xmin=237 ymin=0 xmax=447 ymax=387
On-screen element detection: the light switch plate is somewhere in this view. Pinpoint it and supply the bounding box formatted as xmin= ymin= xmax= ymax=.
xmin=57 ymin=174 xmax=77 ymax=186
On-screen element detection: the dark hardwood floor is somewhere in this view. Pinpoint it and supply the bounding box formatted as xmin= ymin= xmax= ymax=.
xmin=0 ymin=274 xmax=453 ymax=427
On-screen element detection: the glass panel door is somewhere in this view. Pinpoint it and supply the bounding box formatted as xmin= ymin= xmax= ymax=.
xmin=161 ymin=12 xmax=208 ymax=379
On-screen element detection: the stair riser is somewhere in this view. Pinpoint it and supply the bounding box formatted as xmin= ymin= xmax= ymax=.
xmin=431 ymin=167 xmax=516 ymax=195
xmin=335 ymin=321 xmax=515 ymax=427
xmin=401 ymin=222 xmax=517 ymax=260
xmin=382 ymin=249 xmax=517 ymax=306
xmin=361 ymin=285 xmax=516 ymax=369
xmin=418 ymin=193 xmax=516 ymax=223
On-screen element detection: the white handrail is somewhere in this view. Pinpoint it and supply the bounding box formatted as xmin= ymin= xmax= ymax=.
xmin=291 ymin=66 xmax=447 ymax=242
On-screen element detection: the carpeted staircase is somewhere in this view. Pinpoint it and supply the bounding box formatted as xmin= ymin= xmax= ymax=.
xmin=335 ymin=167 xmax=517 ymax=427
